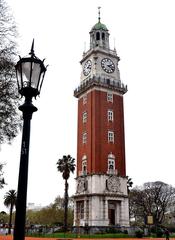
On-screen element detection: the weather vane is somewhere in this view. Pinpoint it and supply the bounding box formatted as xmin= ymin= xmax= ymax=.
xmin=98 ymin=6 xmax=101 ymax=22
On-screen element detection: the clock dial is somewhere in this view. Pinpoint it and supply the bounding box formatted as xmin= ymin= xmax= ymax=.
xmin=101 ymin=58 xmax=115 ymax=73
xmin=83 ymin=60 xmax=92 ymax=76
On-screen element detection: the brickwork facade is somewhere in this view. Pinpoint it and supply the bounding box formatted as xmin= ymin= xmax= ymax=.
xmin=77 ymin=88 xmax=126 ymax=177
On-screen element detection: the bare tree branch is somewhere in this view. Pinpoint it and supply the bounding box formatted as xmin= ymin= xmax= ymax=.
xmin=0 ymin=0 xmax=21 ymax=145
xmin=129 ymin=181 xmax=175 ymax=226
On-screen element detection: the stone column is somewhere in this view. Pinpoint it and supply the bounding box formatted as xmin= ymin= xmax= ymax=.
xmin=105 ymin=199 xmax=109 ymax=225
xmin=115 ymin=201 xmax=120 ymax=225
xmin=120 ymin=199 xmax=129 ymax=226
xmin=73 ymin=200 xmax=77 ymax=226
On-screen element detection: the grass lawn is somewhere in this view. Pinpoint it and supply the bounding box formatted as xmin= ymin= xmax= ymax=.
xmin=26 ymin=231 xmax=175 ymax=238
xmin=1 ymin=232 xmax=175 ymax=240
xmin=26 ymin=233 xmax=130 ymax=238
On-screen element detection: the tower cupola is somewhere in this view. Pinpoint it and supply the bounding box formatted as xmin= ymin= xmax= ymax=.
xmin=90 ymin=7 xmax=110 ymax=49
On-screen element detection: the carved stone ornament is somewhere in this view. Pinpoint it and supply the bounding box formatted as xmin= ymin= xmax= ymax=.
xmin=76 ymin=177 xmax=87 ymax=193
xmin=106 ymin=175 xmax=121 ymax=192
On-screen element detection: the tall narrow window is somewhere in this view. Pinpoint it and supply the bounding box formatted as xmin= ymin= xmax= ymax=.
xmin=83 ymin=111 xmax=87 ymax=123
xmin=108 ymin=131 xmax=114 ymax=143
xmin=107 ymin=92 xmax=113 ymax=102
xmin=96 ymin=32 xmax=100 ymax=40
xmin=76 ymin=201 xmax=84 ymax=219
xmin=83 ymin=94 xmax=87 ymax=105
xmin=82 ymin=160 xmax=87 ymax=175
xmin=86 ymin=200 xmax=89 ymax=219
xmin=108 ymin=153 xmax=115 ymax=174
xmin=108 ymin=110 xmax=113 ymax=121
xmin=82 ymin=132 xmax=87 ymax=144
xmin=82 ymin=155 xmax=87 ymax=175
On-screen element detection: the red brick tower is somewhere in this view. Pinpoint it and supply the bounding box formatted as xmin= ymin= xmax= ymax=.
xmin=73 ymin=10 xmax=129 ymax=229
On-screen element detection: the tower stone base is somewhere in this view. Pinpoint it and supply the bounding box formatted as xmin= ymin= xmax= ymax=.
xmin=73 ymin=174 xmax=129 ymax=227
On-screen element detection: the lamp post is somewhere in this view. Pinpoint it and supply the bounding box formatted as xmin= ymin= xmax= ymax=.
xmin=13 ymin=40 xmax=47 ymax=240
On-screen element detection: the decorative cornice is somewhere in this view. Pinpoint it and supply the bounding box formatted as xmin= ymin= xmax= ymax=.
xmin=73 ymin=192 xmax=128 ymax=199
xmin=81 ymin=48 xmax=120 ymax=63
xmin=74 ymin=75 xmax=127 ymax=98
xmin=75 ymin=173 xmax=127 ymax=179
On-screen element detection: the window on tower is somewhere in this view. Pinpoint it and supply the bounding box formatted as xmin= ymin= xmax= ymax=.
xmin=107 ymin=92 xmax=113 ymax=102
xmin=108 ymin=110 xmax=113 ymax=122
xmin=76 ymin=201 xmax=84 ymax=219
xmin=108 ymin=160 xmax=114 ymax=170
xmin=96 ymin=32 xmax=100 ymax=41
xmin=83 ymin=94 xmax=87 ymax=105
xmin=82 ymin=159 xmax=87 ymax=175
xmin=82 ymin=132 xmax=87 ymax=144
xmin=108 ymin=131 xmax=114 ymax=143
xmin=82 ymin=155 xmax=87 ymax=175
xmin=107 ymin=153 xmax=116 ymax=174
xmin=83 ymin=111 xmax=87 ymax=123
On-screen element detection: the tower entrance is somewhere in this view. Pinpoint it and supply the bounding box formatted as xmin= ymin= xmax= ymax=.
xmin=108 ymin=201 xmax=116 ymax=225
xmin=108 ymin=209 xmax=115 ymax=225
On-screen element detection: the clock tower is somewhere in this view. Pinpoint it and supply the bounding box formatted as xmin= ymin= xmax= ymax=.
xmin=73 ymin=10 xmax=129 ymax=230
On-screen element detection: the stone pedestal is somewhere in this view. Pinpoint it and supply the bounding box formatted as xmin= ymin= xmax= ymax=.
xmin=73 ymin=174 xmax=130 ymax=227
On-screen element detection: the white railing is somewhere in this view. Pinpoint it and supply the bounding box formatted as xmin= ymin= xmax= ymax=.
xmin=107 ymin=169 xmax=118 ymax=175
xmin=79 ymin=171 xmax=87 ymax=176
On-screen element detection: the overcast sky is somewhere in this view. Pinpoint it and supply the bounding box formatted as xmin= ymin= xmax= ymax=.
xmin=0 ymin=0 xmax=175 ymax=211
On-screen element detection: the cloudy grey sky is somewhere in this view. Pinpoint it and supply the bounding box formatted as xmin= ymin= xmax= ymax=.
xmin=1 ymin=0 xmax=175 ymax=211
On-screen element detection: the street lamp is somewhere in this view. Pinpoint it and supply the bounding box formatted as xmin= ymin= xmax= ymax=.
xmin=13 ymin=40 xmax=47 ymax=240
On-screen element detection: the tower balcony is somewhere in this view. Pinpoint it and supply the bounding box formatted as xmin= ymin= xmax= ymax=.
xmin=74 ymin=75 xmax=127 ymax=98
xmin=78 ymin=169 xmax=118 ymax=176
xmin=79 ymin=170 xmax=87 ymax=176
xmin=107 ymin=169 xmax=118 ymax=175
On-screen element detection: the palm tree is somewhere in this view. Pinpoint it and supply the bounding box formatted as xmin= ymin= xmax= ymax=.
xmin=57 ymin=155 xmax=75 ymax=232
xmin=4 ymin=189 xmax=17 ymax=234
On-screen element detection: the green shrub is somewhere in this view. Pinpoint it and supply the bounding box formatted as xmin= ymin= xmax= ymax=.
xmin=135 ymin=230 xmax=143 ymax=238
xmin=156 ymin=228 xmax=164 ymax=237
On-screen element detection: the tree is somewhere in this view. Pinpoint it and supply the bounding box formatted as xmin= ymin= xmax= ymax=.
xmin=0 ymin=0 xmax=21 ymax=144
xmin=52 ymin=195 xmax=64 ymax=210
xmin=126 ymin=176 xmax=133 ymax=193
xmin=129 ymin=181 xmax=175 ymax=226
xmin=0 ymin=211 xmax=8 ymax=226
xmin=56 ymin=155 xmax=75 ymax=232
xmin=26 ymin=196 xmax=74 ymax=227
xmin=0 ymin=163 xmax=5 ymax=189
xmin=4 ymin=189 xmax=17 ymax=234
xmin=52 ymin=195 xmax=74 ymax=226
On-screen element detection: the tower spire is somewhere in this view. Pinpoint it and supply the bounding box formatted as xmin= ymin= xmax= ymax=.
xmin=98 ymin=6 xmax=101 ymax=22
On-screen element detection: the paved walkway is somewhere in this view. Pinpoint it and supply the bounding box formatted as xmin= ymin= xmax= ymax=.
xmin=0 ymin=236 xmax=174 ymax=240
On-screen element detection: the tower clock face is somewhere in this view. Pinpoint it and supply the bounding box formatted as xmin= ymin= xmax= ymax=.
xmin=101 ymin=58 xmax=115 ymax=73
xmin=83 ymin=60 xmax=92 ymax=76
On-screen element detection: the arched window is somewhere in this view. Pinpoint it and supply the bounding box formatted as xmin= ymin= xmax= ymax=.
xmin=96 ymin=32 xmax=100 ymax=41
xmin=107 ymin=153 xmax=116 ymax=174
xmin=82 ymin=132 xmax=87 ymax=144
xmin=83 ymin=111 xmax=87 ymax=123
xmin=102 ymin=32 xmax=105 ymax=40
xmin=82 ymin=155 xmax=87 ymax=175
xmin=82 ymin=155 xmax=87 ymax=161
